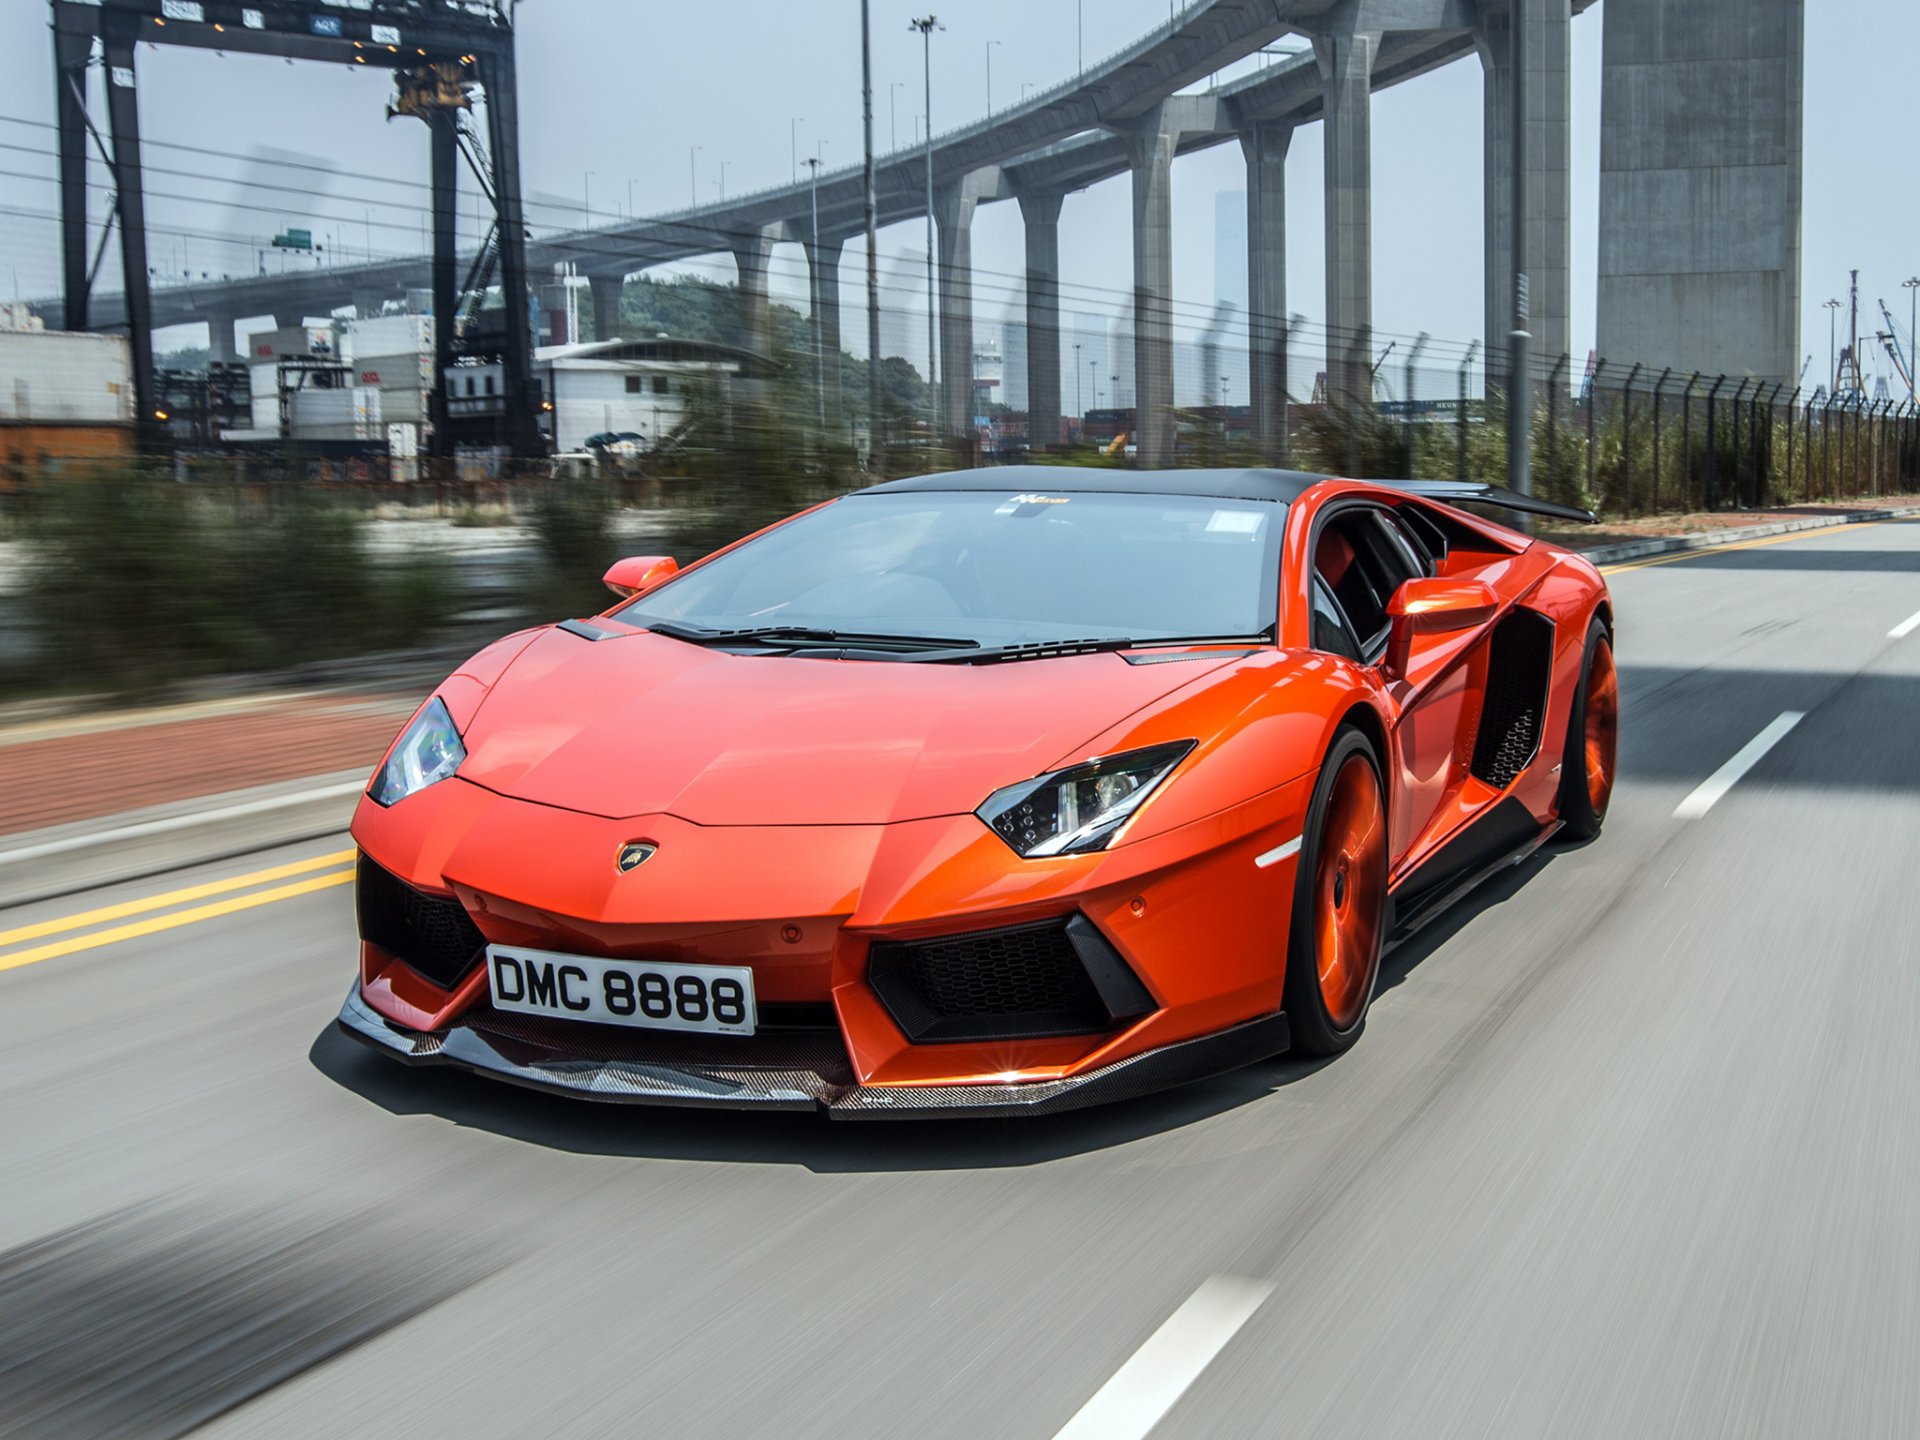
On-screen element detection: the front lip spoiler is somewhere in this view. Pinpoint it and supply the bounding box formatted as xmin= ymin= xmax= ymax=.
xmin=335 ymin=984 xmax=1290 ymax=1120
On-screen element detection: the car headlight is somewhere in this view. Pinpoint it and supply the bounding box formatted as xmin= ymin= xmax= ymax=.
xmin=977 ymin=741 xmax=1195 ymax=857
xmin=369 ymin=697 xmax=466 ymax=807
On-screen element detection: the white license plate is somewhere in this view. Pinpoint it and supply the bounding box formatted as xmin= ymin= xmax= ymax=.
xmin=486 ymin=946 xmax=756 ymax=1035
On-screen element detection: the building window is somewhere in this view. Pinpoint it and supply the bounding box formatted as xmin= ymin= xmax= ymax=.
xmin=484 ymin=373 xmax=496 ymax=396
xmin=652 ymin=375 xmax=669 ymax=395
xmin=625 ymin=375 xmax=642 ymax=393
xmin=464 ymin=376 xmax=476 ymax=397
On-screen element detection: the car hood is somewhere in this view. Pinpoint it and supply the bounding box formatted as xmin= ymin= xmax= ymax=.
xmin=455 ymin=626 xmax=1242 ymax=825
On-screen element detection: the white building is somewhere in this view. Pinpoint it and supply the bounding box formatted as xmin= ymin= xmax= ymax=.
xmin=535 ymin=337 xmax=774 ymax=454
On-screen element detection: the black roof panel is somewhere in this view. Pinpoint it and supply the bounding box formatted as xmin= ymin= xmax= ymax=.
xmin=856 ymin=465 xmax=1333 ymax=505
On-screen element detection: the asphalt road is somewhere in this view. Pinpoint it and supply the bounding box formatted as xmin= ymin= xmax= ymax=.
xmin=4 ymin=519 xmax=1919 ymax=1439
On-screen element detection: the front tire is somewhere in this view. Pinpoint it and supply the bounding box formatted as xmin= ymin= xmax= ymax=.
xmin=1557 ymin=616 xmax=1618 ymax=841
xmin=1283 ymin=726 xmax=1389 ymax=1057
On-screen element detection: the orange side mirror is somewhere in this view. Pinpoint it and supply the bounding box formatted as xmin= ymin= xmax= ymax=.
xmin=602 ymin=555 xmax=679 ymax=599
xmin=1382 ymin=577 xmax=1498 ymax=677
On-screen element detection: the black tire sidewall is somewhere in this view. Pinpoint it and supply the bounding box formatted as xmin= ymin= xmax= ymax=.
xmin=1558 ymin=616 xmax=1614 ymax=841
xmin=1284 ymin=725 xmax=1388 ymax=1057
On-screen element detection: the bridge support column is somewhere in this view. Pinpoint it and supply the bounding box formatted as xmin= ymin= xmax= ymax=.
xmin=1126 ymin=111 xmax=1184 ymax=468
xmin=1315 ymin=24 xmax=1378 ymax=414
xmin=102 ymin=30 xmax=157 ymax=437
xmin=1478 ymin=0 xmax=1571 ymax=381
xmin=1240 ymin=119 xmax=1292 ymax=463
xmin=805 ymin=235 xmax=845 ymax=428
xmin=934 ymin=174 xmax=994 ymax=443
xmin=206 ymin=314 xmax=239 ymax=365
xmin=1018 ymin=189 xmax=1065 ymax=449
xmin=588 ymin=273 xmax=625 ymax=341
xmin=731 ymin=229 xmax=777 ymax=358
xmin=53 ymin=6 xmax=93 ymax=332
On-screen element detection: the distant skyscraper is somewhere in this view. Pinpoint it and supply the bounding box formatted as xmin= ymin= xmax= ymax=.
xmin=1109 ymin=303 xmax=1135 ymax=410
xmin=1000 ymin=305 xmax=1028 ymax=417
xmin=1214 ymin=191 xmax=1248 ymax=315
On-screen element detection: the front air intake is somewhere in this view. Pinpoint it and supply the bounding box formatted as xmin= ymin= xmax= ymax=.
xmin=868 ymin=914 xmax=1155 ymax=1043
xmin=356 ymin=854 xmax=488 ymax=990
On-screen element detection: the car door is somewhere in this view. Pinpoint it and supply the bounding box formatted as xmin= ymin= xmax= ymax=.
xmin=1310 ymin=503 xmax=1484 ymax=871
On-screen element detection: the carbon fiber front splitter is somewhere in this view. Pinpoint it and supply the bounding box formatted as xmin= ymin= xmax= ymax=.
xmin=335 ymin=984 xmax=1290 ymax=1120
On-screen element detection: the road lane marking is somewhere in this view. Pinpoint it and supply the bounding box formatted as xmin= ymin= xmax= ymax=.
xmin=1889 ymin=608 xmax=1920 ymax=639
xmin=1598 ymin=517 xmax=1902 ymax=576
xmin=1673 ymin=711 xmax=1806 ymax=820
xmin=0 ymin=870 xmax=355 ymax=975
xmin=0 ymin=780 xmax=365 ymax=868
xmin=0 ymin=850 xmax=356 ymax=949
xmin=1254 ymin=836 xmax=1301 ymax=868
xmin=1051 ymin=1275 xmax=1273 ymax=1440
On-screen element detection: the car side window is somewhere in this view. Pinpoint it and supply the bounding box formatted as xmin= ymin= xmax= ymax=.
xmin=1312 ymin=507 xmax=1419 ymax=660
xmin=1311 ymin=578 xmax=1363 ymax=661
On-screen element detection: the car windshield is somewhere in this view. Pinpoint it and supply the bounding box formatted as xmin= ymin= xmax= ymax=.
xmin=616 ymin=489 xmax=1284 ymax=649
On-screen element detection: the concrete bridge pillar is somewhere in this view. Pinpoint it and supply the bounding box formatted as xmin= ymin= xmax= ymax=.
xmin=1017 ymin=189 xmax=1065 ymax=449
xmin=1314 ymin=24 xmax=1379 ymax=414
xmin=206 ymin=314 xmax=239 ymax=365
xmin=731 ymin=228 xmax=778 ymax=357
xmin=933 ymin=176 xmax=991 ymax=442
xmin=588 ymin=272 xmax=626 ymax=342
xmin=1239 ymin=119 xmax=1292 ymax=463
xmin=804 ymin=235 xmax=846 ymax=426
xmin=1478 ymin=0 xmax=1572 ymax=382
xmin=1126 ymin=107 xmax=1186 ymax=468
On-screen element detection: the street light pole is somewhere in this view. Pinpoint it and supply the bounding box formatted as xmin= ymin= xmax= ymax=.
xmin=1825 ymin=298 xmax=1840 ymax=394
xmin=911 ymin=15 xmax=943 ymax=435
xmin=1505 ymin=0 xmax=1532 ymax=508
xmin=790 ymin=116 xmax=805 ymax=183
xmin=862 ymin=0 xmax=883 ymax=473
xmin=1075 ymin=341 xmax=1083 ymax=423
xmin=689 ymin=145 xmax=701 ymax=207
xmin=583 ymin=169 xmax=594 ymax=226
xmin=808 ymin=154 xmax=824 ymax=425
xmin=1905 ymin=277 xmax=1919 ymax=404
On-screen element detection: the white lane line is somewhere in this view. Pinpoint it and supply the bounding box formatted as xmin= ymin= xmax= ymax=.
xmin=0 ymin=781 xmax=364 ymax=867
xmin=1051 ymin=1275 xmax=1273 ymax=1440
xmin=1889 ymin=608 xmax=1920 ymax=639
xmin=1253 ymin=836 xmax=1301 ymax=869
xmin=1673 ymin=712 xmax=1805 ymax=820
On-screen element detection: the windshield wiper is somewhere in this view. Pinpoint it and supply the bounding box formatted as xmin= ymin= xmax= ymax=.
xmin=923 ymin=631 xmax=1275 ymax=664
xmin=644 ymin=620 xmax=980 ymax=653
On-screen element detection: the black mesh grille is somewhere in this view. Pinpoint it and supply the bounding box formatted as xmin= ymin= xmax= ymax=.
xmin=868 ymin=919 xmax=1113 ymax=1042
xmin=1470 ymin=609 xmax=1554 ymax=790
xmin=356 ymin=855 xmax=487 ymax=990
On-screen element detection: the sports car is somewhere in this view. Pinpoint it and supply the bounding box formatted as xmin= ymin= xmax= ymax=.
xmin=337 ymin=466 xmax=1616 ymax=1117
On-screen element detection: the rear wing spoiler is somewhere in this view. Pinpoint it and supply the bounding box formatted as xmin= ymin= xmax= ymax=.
xmin=1385 ymin=480 xmax=1597 ymax=526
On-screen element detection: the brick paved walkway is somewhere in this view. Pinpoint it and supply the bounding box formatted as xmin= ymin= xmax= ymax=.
xmin=0 ymin=693 xmax=417 ymax=838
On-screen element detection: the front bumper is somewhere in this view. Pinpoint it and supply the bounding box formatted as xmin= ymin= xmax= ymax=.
xmin=336 ymin=982 xmax=1289 ymax=1120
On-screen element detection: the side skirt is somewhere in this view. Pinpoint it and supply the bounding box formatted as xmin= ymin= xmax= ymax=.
xmin=1386 ymin=796 xmax=1560 ymax=942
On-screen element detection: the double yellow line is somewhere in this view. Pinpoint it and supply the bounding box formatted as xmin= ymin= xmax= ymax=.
xmin=0 ymin=849 xmax=356 ymax=975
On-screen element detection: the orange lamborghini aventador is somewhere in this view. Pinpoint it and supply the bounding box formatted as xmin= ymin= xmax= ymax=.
xmin=337 ymin=466 xmax=1616 ymax=1117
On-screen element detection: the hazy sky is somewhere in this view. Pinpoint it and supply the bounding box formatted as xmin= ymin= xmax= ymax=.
xmin=2 ymin=0 xmax=1915 ymax=391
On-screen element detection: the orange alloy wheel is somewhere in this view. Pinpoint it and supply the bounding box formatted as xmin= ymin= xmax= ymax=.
xmin=1584 ymin=640 xmax=1619 ymax=813
xmin=1314 ymin=754 xmax=1387 ymax=1030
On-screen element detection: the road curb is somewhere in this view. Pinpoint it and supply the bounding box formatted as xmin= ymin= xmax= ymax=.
xmin=0 ymin=772 xmax=364 ymax=910
xmin=1581 ymin=505 xmax=1920 ymax=566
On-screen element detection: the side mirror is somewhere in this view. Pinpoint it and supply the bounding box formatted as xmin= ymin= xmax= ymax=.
xmin=1382 ymin=577 xmax=1498 ymax=677
xmin=602 ymin=555 xmax=679 ymax=599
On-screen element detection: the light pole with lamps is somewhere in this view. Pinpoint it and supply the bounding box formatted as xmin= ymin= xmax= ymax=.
xmin=583 ymin=169 xmax=595 ymax=225
xmin=1825 ymin=297 xmax=1841 ymax=394
xmin=1074 ymin=341 xmax=1083 ymax=428
xmin=689 ymin=146 xmax=700 ymax=207
xmin=910 ymin=15 xmax=944 ymax=432
xmin=1904 ymin=277 xmax=1919 ymax=404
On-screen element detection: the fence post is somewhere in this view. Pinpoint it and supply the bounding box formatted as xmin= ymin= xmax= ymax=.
xmin=1682 ymin=373 xmax=1697 ymax=511
xmin=1403 ymin=332 xmax=1427 ymax=478
xmin=1620 ymin=363 xmax=1641 ymax=514
xmin=1651 ymin=367 xmax=1671 ymax=513
xmin=1457 ymin=341 xmax=1477 ymax=480
xmin=1704 ymin=376 xmax=1726 ymax=511
xmin=1587 ymin=359 xmax=1605 ymax=504
xmin=1549 ymin=354 xmax=1568 ymax=488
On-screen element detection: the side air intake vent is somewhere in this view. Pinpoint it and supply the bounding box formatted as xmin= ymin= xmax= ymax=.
xmin=1470 ymin=608 xmax=1555 ymax=789
xmin=356 ymin=854 xmax=487 ymax=990
xmin=868 ymin=915 xmax=1156 ymax=1043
